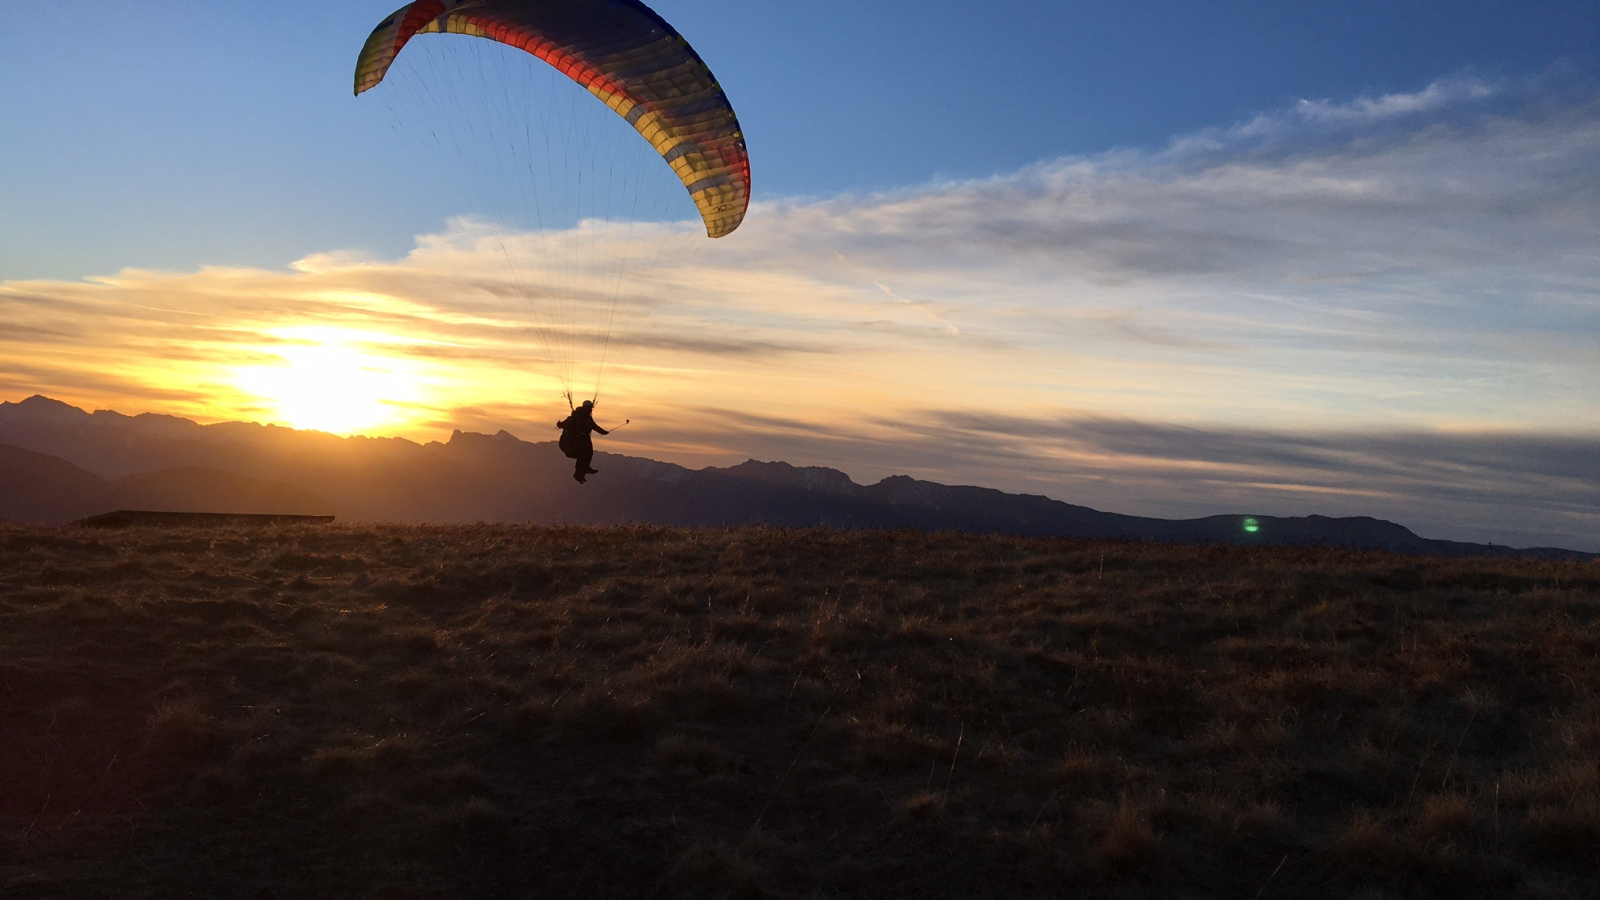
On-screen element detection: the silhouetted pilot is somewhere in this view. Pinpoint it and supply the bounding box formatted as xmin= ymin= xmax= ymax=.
xmin=557 ymin=400 xmax=609 ymax=484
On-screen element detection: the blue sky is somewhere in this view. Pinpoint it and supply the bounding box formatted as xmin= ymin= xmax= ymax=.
xmin=2 ymin=1 xmax=1598 ymax=549
xmin=3 ymin=1 xmax=1596 ymax=279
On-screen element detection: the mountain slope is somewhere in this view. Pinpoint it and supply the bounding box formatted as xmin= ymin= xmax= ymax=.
xmin=0 ymin=440 xmax=335 ymax=526
xmin=111 ymin=468 xmax=335 ymax=517
xmin=0 ymin=444 xmax=111 ymax=525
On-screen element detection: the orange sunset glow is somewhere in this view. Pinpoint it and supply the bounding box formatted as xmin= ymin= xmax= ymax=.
xmin=231 ymin=326 xmax=428 ymax=434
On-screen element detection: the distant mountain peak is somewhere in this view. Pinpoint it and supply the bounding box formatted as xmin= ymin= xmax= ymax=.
xmin=1 ymin=394 xmax=92 ymax=423
xmin=715 ymin=459 xmax=864 ymax=497
xmin=448 ymin=428 xmax=525 ymax=444
xmin=0 ymin=396 xmax=206 ymax=437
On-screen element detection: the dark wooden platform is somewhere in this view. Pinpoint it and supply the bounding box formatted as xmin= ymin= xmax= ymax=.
xmin=73 ymin=510 xmax=336 ymax=528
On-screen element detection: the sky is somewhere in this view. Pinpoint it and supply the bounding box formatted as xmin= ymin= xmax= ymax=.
xmin=2 ymin=1 xmax=1598 ymax=549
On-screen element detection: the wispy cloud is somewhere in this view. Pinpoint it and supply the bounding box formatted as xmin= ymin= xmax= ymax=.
xmin=1291 ymin=76 xmax=1498 ymax=126
xmin=3 ymin=76 xmax=1597 ymax=547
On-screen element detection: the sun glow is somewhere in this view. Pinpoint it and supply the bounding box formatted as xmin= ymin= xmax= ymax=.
xmin=235 ymin=327 xmax=424 ymax=434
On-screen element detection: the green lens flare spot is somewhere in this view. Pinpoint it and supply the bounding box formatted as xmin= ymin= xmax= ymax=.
xmin=1243 ymin=518 xmax=1260 ymax=533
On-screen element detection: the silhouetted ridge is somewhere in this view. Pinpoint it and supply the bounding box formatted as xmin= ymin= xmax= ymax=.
xmin=5 ymin=395 xmax=91 ymax=423
xmin=74 ymin=511 xmax=335 ymax=528
xmin=0 ymin=397 xmax=1590 ymax=559
xmin=711 ymin=460 xmax=863 ymax=497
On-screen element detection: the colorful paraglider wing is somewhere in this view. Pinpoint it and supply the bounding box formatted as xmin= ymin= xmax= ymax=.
xmin=355 ymin=0 xmax=749 ymax=238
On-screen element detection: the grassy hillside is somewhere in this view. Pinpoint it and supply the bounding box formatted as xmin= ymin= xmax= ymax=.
xmin=3 ymin=524 xmax=1597 ymax=899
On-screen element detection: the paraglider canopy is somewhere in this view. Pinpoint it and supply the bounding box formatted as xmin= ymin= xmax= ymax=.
xmin=355 ymin=0 xmax=750 ymax=238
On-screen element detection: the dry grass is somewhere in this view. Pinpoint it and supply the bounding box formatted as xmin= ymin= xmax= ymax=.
xmin=1 ymin=522 xmax=1597 ymax=898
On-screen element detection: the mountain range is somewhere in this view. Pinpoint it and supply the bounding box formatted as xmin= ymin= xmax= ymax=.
xmin=0 ymin=395 xmax=1590 ymax=559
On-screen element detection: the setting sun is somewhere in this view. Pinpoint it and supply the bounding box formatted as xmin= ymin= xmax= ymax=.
xmin=234 ymin=327 xmax=422 ymax=434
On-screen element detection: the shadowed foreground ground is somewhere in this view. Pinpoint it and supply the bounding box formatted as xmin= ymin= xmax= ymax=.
xmin=2 ymin=523 xmax=1597 ymax=899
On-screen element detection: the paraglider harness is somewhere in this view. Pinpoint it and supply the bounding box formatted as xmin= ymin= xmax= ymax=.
xmin=558 ymin=428 xmax=583 ymax=460
xmin=557 ymin=393 xmax=587 ymax=460
xmin=557 ymin=392 xmax=626 ymax=459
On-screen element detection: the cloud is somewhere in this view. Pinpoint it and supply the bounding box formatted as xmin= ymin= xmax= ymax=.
xmin=2 ymin=76 xmax=1598 ymax=547
xmin=736 ymin=83 xmax=1599 ymax=294
xmin=1291 ymin=77 xmax=1496 ymax=125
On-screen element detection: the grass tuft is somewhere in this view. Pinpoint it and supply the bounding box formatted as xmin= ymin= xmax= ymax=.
xmin=1421 ymin=793 xmax=1475 ymax=839
xmin=1093 ymin=798 xmax=1160 ymax=870
xmin=145 ymin=700 xmax=225 ymax=762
